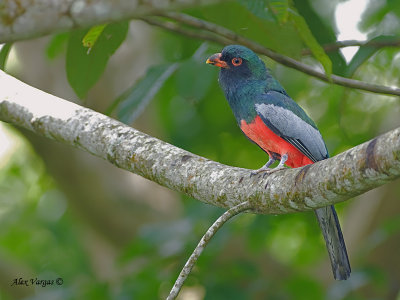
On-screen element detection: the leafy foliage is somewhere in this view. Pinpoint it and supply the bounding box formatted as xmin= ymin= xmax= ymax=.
xmin=66 ymin=22 xmax=129 ymax=98
xmin=237 ymin=0 xmax=276 ymax=21
xmin=345 ymin=35 xmax=398 ymax=77
xmin=293 ymin=0 xmax=347 ymax=76
xmin=0 ymin=43 xmax=12 ymax=70
xmin=1 ymin=0 xmax=400 ymax=299
xmin=268 ymin=0 xmax=289 ymax=23
xmin=289 ymin=8 xmax=332 ymax=76
xmin=200 ymin=1 xmax=304 ymax=58
xmin=111 ymin=63 xmax=179 ymax=124
xmin=46 ymin=33 xmax=69 ymax=60
xmin=82 ymin=24 xmax=108 ymax=49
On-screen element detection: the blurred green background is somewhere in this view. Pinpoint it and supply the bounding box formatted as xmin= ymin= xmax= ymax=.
xmin=1 ymin=0 xmax=400 ymax=299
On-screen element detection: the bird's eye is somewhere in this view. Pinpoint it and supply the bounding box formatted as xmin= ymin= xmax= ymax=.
xmin=231 ymin=57 xmax=242 ymax=66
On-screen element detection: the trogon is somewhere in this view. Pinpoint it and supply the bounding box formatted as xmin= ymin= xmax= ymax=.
xmin=206 ymin=45 xmax=351 ymax=280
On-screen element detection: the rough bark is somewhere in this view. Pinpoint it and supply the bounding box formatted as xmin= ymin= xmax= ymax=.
xmin=0 ymin=0 xmax=219 ymax=43
xmin=0 ymin=70 xmax=399 ymax=214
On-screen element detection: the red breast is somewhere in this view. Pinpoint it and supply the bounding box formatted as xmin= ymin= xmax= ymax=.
xmin=240 ymin=116 xmax=313 ymax=168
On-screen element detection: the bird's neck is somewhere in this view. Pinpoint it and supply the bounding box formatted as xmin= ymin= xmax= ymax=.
xmin=218 ymin=77 xmax=263 ymax=124
xmin=218 ymin=69 xmax=287 ymax=123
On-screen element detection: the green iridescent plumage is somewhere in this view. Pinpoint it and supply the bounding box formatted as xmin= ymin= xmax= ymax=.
xmin=207 ymin=45 xmax=351 ymax=280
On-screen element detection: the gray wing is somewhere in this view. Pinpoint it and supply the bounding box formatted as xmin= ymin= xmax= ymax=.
xmin=255 ymin=91 xmax=328 ymax=162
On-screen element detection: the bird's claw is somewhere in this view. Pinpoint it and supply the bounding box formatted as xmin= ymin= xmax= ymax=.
xmin=250 ymin=165 xmax=286 ymax=178
xmin=250 ymin=169 xmax=269 ymax=177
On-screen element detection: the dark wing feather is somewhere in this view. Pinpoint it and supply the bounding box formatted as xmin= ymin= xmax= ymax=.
xmin=256 ymin=92 xmax=350 ymax=279
xmin=255 ymin=91 xmax=328 ymax=162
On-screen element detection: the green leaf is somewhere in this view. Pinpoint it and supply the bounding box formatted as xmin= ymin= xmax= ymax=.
xmin=175 ymin=60 xmax=214 ymax=102
xmin=237 ymin=0 xmax=276 ymax=21
xmin=174 ymin=43 xmax=214 ymax=102
xmin=46 ymin=33 xmax=69 ymax=60
xmin=293 ymin=0 xmax=346 ymax=76
xmin=289 ymin=8 xmax=332 ymax=77
xmin=359 ymin=4 xmax=390 ymax=33
xmin=201 ymin=2 xmax=304 ymax=58
xmin=110 ymin=63 xmax=179 ymax=124
xmin=66 ymin=21 xmax=129 ymax=98
xmin=0 ymin=43 xmax=12 ymax=70
xmin=345 ymin=35 xmax=396 ymax=77
xmin=82 ymin=24 xmax=107 ymax=50
xmin=268 ymin=0 xmax=289 ymax=23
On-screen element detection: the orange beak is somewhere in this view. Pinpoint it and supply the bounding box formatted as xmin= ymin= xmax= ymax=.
xmin=206 ymin=53 xmax=228 ymax=68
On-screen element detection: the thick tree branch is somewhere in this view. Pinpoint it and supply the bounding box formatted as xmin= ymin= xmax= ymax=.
xmin=153 ymin=12 xmax=400 ymax=97
xmin=0 ymin=0 xmax=220 ymax=43
xmin=0 ymin=70 xmax=399 ymax=214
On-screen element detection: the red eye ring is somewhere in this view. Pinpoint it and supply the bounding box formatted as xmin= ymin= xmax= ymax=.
xmin=232 ymin=57 xmax=242 ymax=66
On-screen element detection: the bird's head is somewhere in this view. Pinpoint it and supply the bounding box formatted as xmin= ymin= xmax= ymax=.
xmin=206 ymin=45 xmax=267 ymax=82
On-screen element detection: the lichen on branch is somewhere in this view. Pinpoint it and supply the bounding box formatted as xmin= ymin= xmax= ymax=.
xmin=0 ymin=70 xmax=399 ymax=214
xmin=0 ymin=0 xmax=221 ymax=42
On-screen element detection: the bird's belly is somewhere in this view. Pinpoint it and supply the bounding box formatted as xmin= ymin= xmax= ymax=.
xmin=240 ymin=116 xmax=313 ymax=168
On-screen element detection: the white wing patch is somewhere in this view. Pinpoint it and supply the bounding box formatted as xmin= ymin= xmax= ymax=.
xmin=255 ymin=103 xmax=327 ymax=162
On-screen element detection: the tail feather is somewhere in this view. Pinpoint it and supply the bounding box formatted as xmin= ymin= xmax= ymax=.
xmin=314 ymin=205 xmax=351 ymax=280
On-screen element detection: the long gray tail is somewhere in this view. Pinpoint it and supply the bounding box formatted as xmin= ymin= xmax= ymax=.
xmin=314 ymin=205 xmax=351 ymax=280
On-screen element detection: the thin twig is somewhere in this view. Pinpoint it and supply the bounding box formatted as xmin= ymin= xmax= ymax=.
xmin=153 ymin=12 xmax=400 ymax=97
xmin=139 ymin=17 xmax=232 ymax=45
xmin=167 ymin=201 xmax=253 ymax=300
xmin=302 ymin=39 xmax=400 ymax=55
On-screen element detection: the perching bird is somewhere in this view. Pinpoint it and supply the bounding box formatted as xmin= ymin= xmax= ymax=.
xmin=206 ymin=45 xmax=351 ymax=280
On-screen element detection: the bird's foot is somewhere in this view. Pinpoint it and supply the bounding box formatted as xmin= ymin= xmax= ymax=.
xmin=250 ymin=167 xmax=270 ymax=177
xmin=250 ymin=165 xmax=286 ymax=177
xmin=250 ymin=158 xmax=276 ymax=177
